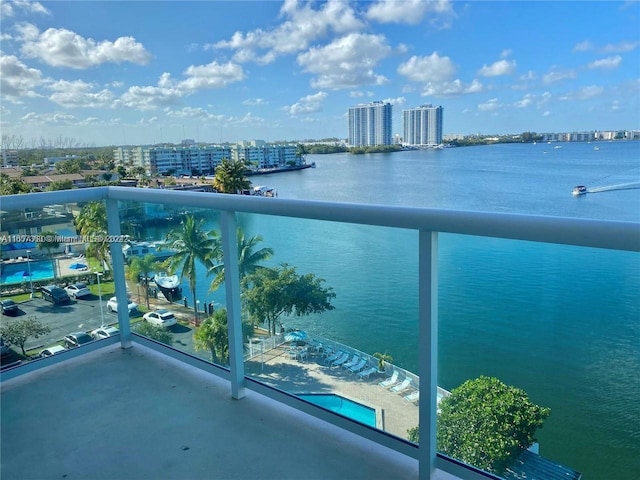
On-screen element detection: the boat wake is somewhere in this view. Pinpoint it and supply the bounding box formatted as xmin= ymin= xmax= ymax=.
xmin=586 ymin=182 xmax=640 ymax=194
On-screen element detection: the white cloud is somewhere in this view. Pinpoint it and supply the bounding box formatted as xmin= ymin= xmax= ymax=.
xmin=542 ymin=69 xmax=576 ymax=85
xmin=297 ymin=33 xmax=391 ymax=89
xmin=287 ymin=91 xmax=328 ymax=115
xmin=212 ymin=0 xmax=363 ymax=64
xmin=382 ymin=96 xmax=406 ymax=105
xmin=573 ymin=40 xmax=593 ymax=52
xmin=601 ymin=40 xmax=640 ymax=53
xmin=349 ymin=90 xmax=374 ymax=98
xmin=478 ymin=98 xmax=503 ymax=112
xmin=560 ymin=85 xmax=604 ymax=101
xmin=118 ymin=83 xmax=183 ymax=111
xmin=422 ymin=78 xmax=483 ymax=96
xmin=47 ymin=79 xmax=114 ymax=108
xmin=397 ymin=53 xmax=456 ymax=83
xmin=164 ymin=106 xmax=224 ymax=121
xmin=20 ymin=24 xmax=152 ymax=69
xmin=0 ymin=52 xmax=45 ymax=102
xmin=242 ymin=98 xmax=268 ymax=106
xmin=587 ymin=55 xmax=622 ymax=69
xmin=0 ymin=0 xmax=50 ymax=19
xmin=20 ymin=111 xmax=77 ymax=125
xmin=514 ymin=94 xmax=534 ymax=108
xmin=179 ymin=61 xmax=245 ymax=91
xmin=366 ymin=0 xmax=453 ymax=25
xmin=478 ymin=59 xmax=516 ymax=77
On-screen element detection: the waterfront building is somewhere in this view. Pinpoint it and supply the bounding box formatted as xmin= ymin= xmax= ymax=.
xmin=114 ymin=143 xmax=299 ymax=176
xmin=348 ymin=101 xmax=392 ymax=147
xmin=403 ymin=105 xmax=444 ymax=147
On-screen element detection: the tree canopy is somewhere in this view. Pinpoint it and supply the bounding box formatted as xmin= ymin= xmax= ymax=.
xmin=0 ymin=316 xmax=51 ymax=356
xmin=193 ymin=308 xmax=253 ymax=366
xmin=434 ymin=376 xmax=551 ymax=474
xmin=241 ymin=263 xmax=336 ymax=335
xmin=213 ymin=158 xmax=251 ymax=193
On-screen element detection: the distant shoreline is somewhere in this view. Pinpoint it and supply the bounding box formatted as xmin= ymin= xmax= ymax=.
xmin=245 ymin=163 xmax=315 ymax=176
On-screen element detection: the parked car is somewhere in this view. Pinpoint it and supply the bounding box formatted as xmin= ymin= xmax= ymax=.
xmin=91 ymin=326 xmax=119 ymax=340
xmin=106 ymin=296 xmax=138 ymax=314
xmin=40 ymin=345 xmax=66 ymax=357
xmin=1 ymin=299 xmax=19 ymax=315
xmin=64 ymin=332 xmax=94 ymax=349
xmin=65 ymin=283 xmax=91 ymax=299
xmin=143 ymin=309 xmax=177 ymax=328
xmin=40 ymin=285 xmax=70 ymax=305
xmin=1 ymin=337 xmax=11 ymax=357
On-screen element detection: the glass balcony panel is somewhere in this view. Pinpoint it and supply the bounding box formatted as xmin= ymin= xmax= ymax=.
xmin=239 ymin=213 xmax=420 ymax=437
xmin=0 ymin=202 xmax=117 ymax=362
xmin=437 ymin=234 xmax=640 ymax=479
xmin=117 ymin=200 xmax=226 ymax=364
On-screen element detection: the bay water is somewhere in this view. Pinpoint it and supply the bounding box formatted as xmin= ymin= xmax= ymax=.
xmin=147 ymin=141 xmax=640 ymax=479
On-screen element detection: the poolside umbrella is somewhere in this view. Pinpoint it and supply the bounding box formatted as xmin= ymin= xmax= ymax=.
xmin=284 ymin=330 xmax=308 ymax=342
xmin=69 ymin=262 xmax=87 ymax=270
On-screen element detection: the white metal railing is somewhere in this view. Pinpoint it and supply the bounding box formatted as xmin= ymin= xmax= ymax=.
xmin=2 ymin=187 xmax=637 ymax=480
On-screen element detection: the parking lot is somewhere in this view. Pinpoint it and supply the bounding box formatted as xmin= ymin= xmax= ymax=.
xmin=3 ymin=294 xmax=202 ymax=359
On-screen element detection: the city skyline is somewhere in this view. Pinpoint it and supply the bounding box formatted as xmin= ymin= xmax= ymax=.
xmin=1 ymin=1 xmax=639 ymax=147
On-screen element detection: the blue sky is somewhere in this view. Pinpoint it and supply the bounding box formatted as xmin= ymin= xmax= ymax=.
xmin=1 ymin=0 xmax=639 ymax=147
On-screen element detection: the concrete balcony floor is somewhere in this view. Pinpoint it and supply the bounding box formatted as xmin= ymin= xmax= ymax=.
xmin=1 ymin=344 xmax=458 ymax=480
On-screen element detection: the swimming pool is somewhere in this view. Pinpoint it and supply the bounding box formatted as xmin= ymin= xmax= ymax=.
xmin=297 ymin=393 xmax=376 ymax=427
xmin=1 ymin=260 xmax=55 ymax=285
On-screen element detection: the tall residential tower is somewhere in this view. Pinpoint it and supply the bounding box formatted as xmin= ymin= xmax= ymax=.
xmin=403 ymin=105 xmax=443 ymax=146
xmin=348 ymin=101 xmax=392 ymax=147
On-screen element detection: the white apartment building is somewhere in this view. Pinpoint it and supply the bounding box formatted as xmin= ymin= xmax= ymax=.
xmin=403 ymin=105 xmax=444 ymax=146
xmin=348 ymin=101 xmax=392 ymax=147
xmin=114 ymin=143 xmax=299 ymax=176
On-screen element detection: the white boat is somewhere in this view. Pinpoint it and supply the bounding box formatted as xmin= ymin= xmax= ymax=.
xmin=154 ymin=272 xmax=180 ymax=289
xmin=122 ymin=241 xmax=176 ymax=261
xmin=572 ymin=185 xmax=588 ymax=196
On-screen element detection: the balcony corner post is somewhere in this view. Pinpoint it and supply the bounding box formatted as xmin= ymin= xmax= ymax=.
xmin=418 ymin=230 xmax=438 ymax=479
xmin=221 ymin=210 xmax=246 ymax=399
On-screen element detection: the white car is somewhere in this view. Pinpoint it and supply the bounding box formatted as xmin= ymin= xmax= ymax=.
xmin=40 ymin=345 xmax=66 ymax=357
xmin=143 ymin=309 xmax=177 ymax=328
xmin=65 ymin=283 xmax=91 ymax=299
xmin=106 ymin=296 xmax=138 ymax=314
xmin=91 ymin=326 xmax=119 ymax=340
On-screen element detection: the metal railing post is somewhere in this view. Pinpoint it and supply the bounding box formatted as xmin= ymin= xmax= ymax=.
xmin=106 ymin=198 xmax=132 ymax=348
xmin=418 ymin=230 xmax=438 ymax=479
xmin=220 ymin=210 xmax=245 ymax=399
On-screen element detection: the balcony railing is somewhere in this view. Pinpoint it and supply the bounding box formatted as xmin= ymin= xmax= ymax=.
xmin=2 ymin=186 xmax=638 ymax=480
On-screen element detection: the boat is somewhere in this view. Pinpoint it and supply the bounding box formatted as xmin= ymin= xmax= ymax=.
xmin=594 ymin=146 xmax=600 ymax=151
xmin=554 ymin=145 xmax=563 ymax=149
xmin=572 ymin=185 xmax=588 ymax=196
xmin=152 ymin=272 xmax=182 ymax=302
xmin=122 ymin=241 xmax=176 ymax=262
xmin=154 ymin=272 xmax=180 ymax=289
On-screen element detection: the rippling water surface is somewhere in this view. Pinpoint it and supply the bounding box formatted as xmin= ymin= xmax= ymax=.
xmin=150 ymin=142 xmax=639 ymax=479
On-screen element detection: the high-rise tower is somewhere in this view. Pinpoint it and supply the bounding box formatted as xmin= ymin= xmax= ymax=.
xmin=348 ymin=101 xmax=392 ymax=147
xmin=403 ymin=105 xmax=443 ymax=146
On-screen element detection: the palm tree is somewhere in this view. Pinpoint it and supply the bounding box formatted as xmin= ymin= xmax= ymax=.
xmin=295 ymin=143 xmax=307 ymax=164
xmin=37 ymin=230 xmax=60 ymax=279
xmin=127 ymin=254 xmax=161 ymax=309
xmin=164 ymin=214 xmax=220 ymax=321
xmin=209 ymin=229 xmax=273 ymax=291
xmin=75 ymin=201 xmax=110 ymax=269
xmin=193 ymin=308 xmax=253 ymax=366
xmin=213 ymin=159 xmax=251 ymax=194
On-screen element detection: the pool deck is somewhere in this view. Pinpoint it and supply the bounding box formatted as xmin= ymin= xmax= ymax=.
xmin=244 ymin=344 xmax=419 ymax=439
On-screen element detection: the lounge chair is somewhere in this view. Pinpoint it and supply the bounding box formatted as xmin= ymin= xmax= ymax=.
xmin=331 ymin=352 xmax=350 ymax=368
xmin=357 ymin=366 xmax=378 ymax=379
xmin=348 ymin=359 xmax=367 ymax=374
xmin=341 ymin=355 xmax=360 ymax=370
xmin=324 ymin=350 xmax=342 ymax=365
xmin=403 ymin=391 xmax=419 ymax=404
xmin=390 ymin=378 xmax=412 ymax=393
xmin=378 ymin=370 xmax=399 ymax=388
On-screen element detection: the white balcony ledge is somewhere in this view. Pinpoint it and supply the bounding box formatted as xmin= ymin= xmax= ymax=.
xmin=1 ymin=343 xmax=462 ymax=480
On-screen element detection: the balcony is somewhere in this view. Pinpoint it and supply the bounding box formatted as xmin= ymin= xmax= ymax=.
xmin=1 ymin=186 xmax=638 ymax=480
